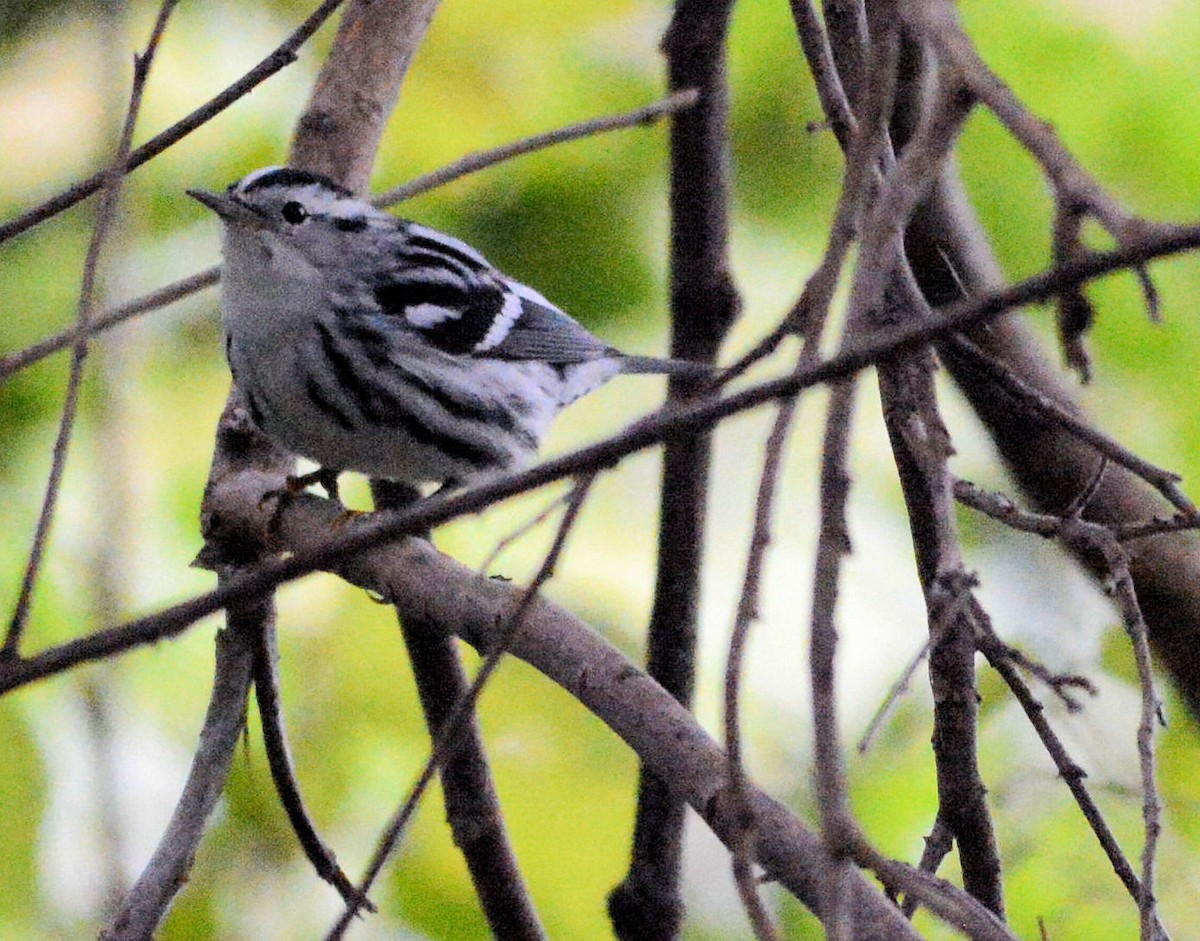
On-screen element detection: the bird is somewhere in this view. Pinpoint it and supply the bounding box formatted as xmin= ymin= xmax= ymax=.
xmin=189 ymin=166 xmax=708 ymax=497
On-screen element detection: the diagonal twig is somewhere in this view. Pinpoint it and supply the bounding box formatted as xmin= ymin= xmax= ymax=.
xmin=4 ymin=0 xmax=178 ymax=659
xmin=100 ymin=589 xmax=260 ymax=941
xmin=8 ymin=222 xmax=1200 ymax=695
xmin=324 ymin=475 xmax=595 ymax=938
xmin=723 ymin=388 xmax=798 ymax=941
xmin=944 ymin=335 xmax=1194 ymax=514
xmin=373 ymin=89 xmax=699 ymax=207
xmin=0 ymin=0 xmax=347 ymax=246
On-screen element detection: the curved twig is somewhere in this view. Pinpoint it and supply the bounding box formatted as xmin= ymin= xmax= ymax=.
xmin=254 ymin=621 xmax=372 ymax=911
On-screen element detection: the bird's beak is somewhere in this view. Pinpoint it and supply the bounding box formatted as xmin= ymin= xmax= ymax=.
xmin=187 ymin=189 xmax=266 ymax=227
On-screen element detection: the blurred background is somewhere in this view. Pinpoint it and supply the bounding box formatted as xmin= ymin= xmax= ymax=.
xmin=2 ymin=0 xmax=1200 ymax=937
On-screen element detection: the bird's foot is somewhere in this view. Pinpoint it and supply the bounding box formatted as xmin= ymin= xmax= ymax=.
xmin=258 ymin=467 xmax=343 ymax=533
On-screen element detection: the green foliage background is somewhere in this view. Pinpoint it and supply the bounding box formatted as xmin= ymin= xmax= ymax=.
xmin=2 ymin=0 xmax=1200 ymax=938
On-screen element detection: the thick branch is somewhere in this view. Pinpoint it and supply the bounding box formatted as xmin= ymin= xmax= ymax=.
xmin=204 ymin=478 xmax=1013 ymax=941
xmin=907 ymin=170 xmax=1200 ymax=718
xmin=291 ymin=0 xmax=439 ymax=191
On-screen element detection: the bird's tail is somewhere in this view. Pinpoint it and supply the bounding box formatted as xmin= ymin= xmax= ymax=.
xmin=619 ymin=354 xmax=715 ymax=379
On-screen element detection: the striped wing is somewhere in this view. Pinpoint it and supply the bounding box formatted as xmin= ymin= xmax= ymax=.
xmin=372 ymin=222 xmax=612 ymax=364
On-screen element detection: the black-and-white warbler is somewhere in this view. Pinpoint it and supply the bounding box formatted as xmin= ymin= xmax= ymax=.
xmin=189 ymin=167 xmax=708 ymax=493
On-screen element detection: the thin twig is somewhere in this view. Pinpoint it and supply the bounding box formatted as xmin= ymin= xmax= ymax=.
xmin=478 ymin=489 xmax=572 ymax=574
xmin=721 ymin=0 xmax=864 ymax=385
xmin=944 ymin=335 xmax=1194 ymax=514
xmin=1119 ymin=561 xmax=1165 ymax=941
xmin=324 ymin=475 xmax=595 ymax=938
xmin=954 ymin=478 xmax=1171 ymax=940
xmin=0 ymin=0 xmax=346 ymax=245
xmin=4 ymin=0 xmax=177 ymax=659
xmin=974 ymin=618 xmax=1164 ymax=935
xmin=901 ymin=0 xmax=1175 ymax=376
xmin=808 ymin=19 xmax=907 ymax=918
xmin=723 ymin=390 xmax=800 ymax=941
xmin=855 ymin=641 xmax=930 ymax=754
xmin=373 ymin=89 xmax=699 ymax=207
xmin=901 ymin=818 xmax=954 ymax=916
xmin=788 ymin=0 xmax=856 ymax=149
xmin=0 ymin=268 xmax=219 ymax=383
xmin=990 ymin=641 xmax=1097 ymax=713
xmin=253 ymin=620 xmax=372 ymax=911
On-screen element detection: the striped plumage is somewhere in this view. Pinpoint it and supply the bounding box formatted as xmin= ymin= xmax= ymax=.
xmin=189 ymin=167 xmax=704 ymax=489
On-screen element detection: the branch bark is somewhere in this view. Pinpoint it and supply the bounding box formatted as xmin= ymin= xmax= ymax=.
xmin=99 ymin=595 xmax=260 ymax=941
xmin=202 ymin=472 xmax=1020 ymax=941
xmin=903 ymin=141 xmax=1200 ymax=720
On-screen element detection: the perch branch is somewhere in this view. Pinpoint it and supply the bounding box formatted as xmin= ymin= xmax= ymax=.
xmin=7 ymin=221 xmax=1200 ymax=695
xmin=210 ymin=478 xmax=1010 ymax=941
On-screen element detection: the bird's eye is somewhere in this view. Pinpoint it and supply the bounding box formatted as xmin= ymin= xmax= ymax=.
xmin=281 ymin=201 xmax=308 ymax=224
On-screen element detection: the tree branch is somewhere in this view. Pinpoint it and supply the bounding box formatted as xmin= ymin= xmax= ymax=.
xmin=370 ymin=481 xmax=546 ymax=941
xmin=254 ymin=620 xmax=371 ymax=910
xmin=99 ymin=594 xmax=259 ymax=941
xmin=609 ymin=1 xmax=739 ymax=936
xmin=5 ymin=0 xmax=177 ymax=657
xmin=207 ymin=474 xmax=1007 ymax=941
xmin=6 ymin=221 xmax=1200 ymax=697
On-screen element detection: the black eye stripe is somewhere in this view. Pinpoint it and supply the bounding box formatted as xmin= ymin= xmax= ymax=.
xmin=335 ymin=216 xmax=368 ymax=232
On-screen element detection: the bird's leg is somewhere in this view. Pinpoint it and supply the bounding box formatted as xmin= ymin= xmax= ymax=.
xmin=259 ymin=467 xmax=343 ymax=534
xmin=286 ymin=466 xmax=343 ymax=502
